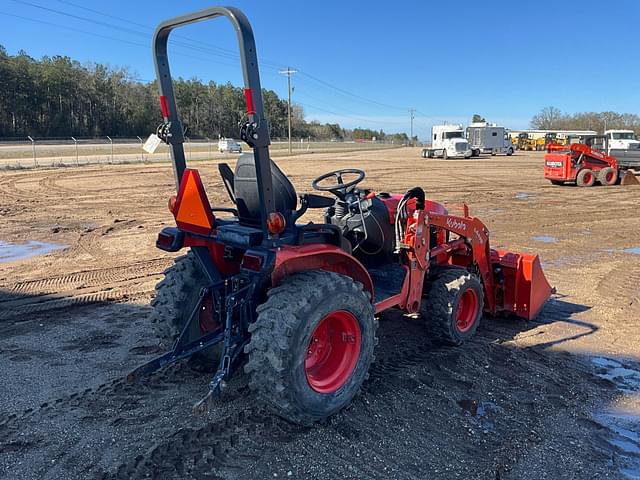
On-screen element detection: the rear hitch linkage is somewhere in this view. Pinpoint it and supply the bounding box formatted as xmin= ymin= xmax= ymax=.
xmin=127 ymin=275 xmax=255 ymax=415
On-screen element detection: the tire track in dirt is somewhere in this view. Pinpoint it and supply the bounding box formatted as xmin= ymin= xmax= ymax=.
xmin=0 ymin=282 xmax=157 ymax=321
xmin=597 ymin=265 xmax=640 ymax=306
xmin=0 ymin=175 xmax=46 ymax=201
xmin=0 ymin=259 xmax=171 ymax=320
xmin=2 ymin=259 xmax=170 ymax=297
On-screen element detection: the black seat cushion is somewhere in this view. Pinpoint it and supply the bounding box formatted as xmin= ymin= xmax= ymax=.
xmin=234 ymin=154 xmax=297 ymax=225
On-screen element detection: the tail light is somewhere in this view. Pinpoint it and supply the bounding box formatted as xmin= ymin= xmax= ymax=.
xmin=241 ymin=252 xmax=263 ymax=271
xmin=267 ymin=212 xmax=286 ymax=235
xmin=168 ymin=195 xmax=177 ymax=214
xmin=156 ymin=227 xmax=184 ymax=252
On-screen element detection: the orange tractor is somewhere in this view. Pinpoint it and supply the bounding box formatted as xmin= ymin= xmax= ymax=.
xmin=130 ymin=6 xmax=554 ymax=425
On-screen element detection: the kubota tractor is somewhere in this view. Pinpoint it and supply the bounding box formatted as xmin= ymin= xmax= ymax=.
xmin=129 ymin=6 xmax=553 ymax=425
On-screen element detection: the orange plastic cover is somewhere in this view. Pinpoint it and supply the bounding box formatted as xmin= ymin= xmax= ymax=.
xmin=173 ymin=169 xmax=215 ymax=236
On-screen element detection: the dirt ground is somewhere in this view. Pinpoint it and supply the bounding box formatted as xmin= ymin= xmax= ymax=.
xmin=0 ymin=147 xmax=639 ymax=479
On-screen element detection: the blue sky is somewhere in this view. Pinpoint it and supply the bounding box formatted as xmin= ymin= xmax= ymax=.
xmin=2 ymin=0 xmax=640 ymax=139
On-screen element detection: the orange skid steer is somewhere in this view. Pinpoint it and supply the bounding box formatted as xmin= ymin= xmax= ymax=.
xmin=129 ymin=6 xmax=554 ymax=425
xmin=544 ymin=142 xmax=618 ymax=186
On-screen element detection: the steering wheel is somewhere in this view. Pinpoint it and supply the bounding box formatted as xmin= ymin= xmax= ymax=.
xmin=311 ymin=168 xmax=365 ymax=198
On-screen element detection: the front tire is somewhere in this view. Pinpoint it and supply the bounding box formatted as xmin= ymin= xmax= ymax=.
xmin=442 ymin=149 xmax=448 ymax=159
xmin=422 ymin=268 xmax=484 ymax=346
xmin=244 ymin=270 xmax=377 ymax=425
xmin=598 ymin=167 xmax=617 ymax=186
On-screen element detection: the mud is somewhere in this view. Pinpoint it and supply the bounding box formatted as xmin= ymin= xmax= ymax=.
xmin=1 ymin=148 xmax=639 ymax=479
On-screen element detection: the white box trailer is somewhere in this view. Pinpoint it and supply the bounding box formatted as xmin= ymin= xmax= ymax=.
xmin=466 ymin=122 xmax=514 ymax=156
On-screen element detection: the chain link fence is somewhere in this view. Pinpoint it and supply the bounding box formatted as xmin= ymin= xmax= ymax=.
xmin=0 ymin=136 xmax=402 ymax=169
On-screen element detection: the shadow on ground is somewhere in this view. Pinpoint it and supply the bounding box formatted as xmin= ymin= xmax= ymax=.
xmin=0 ymin=290 xmax=635 ymax=480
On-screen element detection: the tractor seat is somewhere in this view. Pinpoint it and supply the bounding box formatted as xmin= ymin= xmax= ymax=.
xmin=234 ymin=153 xmax=297 ymax=226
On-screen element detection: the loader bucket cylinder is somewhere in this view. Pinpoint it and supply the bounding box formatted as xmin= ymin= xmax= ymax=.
xmin=492 ymin=249 xmax=553 ymax=320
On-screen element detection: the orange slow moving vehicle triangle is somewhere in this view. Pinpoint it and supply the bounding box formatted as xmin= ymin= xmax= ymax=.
xmin=173 ymin=168 xmax=215 ymax=236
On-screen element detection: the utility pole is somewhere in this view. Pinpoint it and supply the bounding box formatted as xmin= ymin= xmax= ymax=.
xmin=279 ymin=67 xmax=297 ymax=153
xmin=409 ymin=108 xmax=416 ymax=146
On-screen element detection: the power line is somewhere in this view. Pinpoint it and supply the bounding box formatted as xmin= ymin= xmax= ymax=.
xmin=9 ymin=0 xmax=414 ymax=132
xmin=296 ymin=70 xmax=408 ymax=111
xmin=293 ymin=90 xmax=407 ymax=125
xmin=52 ymin=0 xmax=288 ymax=71
xmin=13 ymin=0 xmax=411 ymax=118
xmin=297 ymin=102 xmax=403 ymax=128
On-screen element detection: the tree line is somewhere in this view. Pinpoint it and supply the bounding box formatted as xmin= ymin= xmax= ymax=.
xmin=531 ymin=106 xmax=640 ymax=133
xmin=0 ymin=46 xmax=408 ymax=143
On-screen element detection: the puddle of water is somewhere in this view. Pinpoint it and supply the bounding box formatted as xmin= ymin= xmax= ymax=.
xmin=457 ymin=399 xmax=501 ymax=433
xmin=531 ymin=235 xmax=557 ymax=243
xmin=592 ymin=357 xmax=640 ymax=393
xmin=0 ymin=240 xmax=68 ymax=263
xmin=591 ymin=357 xmax=640 ymax=479
xmin=603 ymin=247 xmax=640 ymax=256
xmin=515 ymin=192 xmax=535 ymax=200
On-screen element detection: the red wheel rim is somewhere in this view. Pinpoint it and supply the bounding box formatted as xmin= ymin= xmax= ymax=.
xmin=198 ymin=295 xmax=220 ymax=334
xmin=584 ymin=172 xmax=593 ymax=185
xmin=455 ymin=289 xmax=479 ymax=333
xmin=305 ymin=310 xmax=361 ymax=394
xmin=606 ymin=171 xmax=614 ymax=183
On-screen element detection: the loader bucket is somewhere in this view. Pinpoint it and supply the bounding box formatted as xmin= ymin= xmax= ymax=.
xmin=491 ymin=249 xmax=553 ymax=320
xmin=620 ymin=170 xmax=640 ymax=186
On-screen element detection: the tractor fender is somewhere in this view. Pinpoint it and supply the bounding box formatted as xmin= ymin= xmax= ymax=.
xmin=271 ymin=244 xmax=374 ymax=302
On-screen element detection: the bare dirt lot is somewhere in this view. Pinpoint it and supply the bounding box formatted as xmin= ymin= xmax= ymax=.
xmin=0 ymin=148 xmax=639 ymax=479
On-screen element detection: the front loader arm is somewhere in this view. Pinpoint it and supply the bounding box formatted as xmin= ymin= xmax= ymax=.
xmin=427 ymin=210 xmax=497 ymax=313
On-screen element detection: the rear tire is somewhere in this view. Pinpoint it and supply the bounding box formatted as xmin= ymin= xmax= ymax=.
xmin=576 ymin=168 xmax=595 ymax=187
xmin=150 ymin=251 xmax=221 ymax=361
xmin=244 ymin=270 xmax=377 ymax=425
xmin=598 ymin=167 xmax=617 ymax=186
xmin=422 ymin=268 xmax=484 ymax=346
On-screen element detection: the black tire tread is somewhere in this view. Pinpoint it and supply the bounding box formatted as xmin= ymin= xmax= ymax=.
xmin=422 ymin=268 xmax=483 ymax=346
xmin=150 ymin=251 xmax=205 ymax=347
xmin=244 ymin=270 xmax=377 ymax=425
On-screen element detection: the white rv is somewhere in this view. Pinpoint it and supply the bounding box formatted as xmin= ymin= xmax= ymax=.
xmin=466 ymin=122 xmax=514 ymax=156
xmin=421 ymin=125 xmax=472 ymax=159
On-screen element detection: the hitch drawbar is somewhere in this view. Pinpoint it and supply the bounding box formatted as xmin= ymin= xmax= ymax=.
xmin=127 ymin=275 xmax=254 ymax=413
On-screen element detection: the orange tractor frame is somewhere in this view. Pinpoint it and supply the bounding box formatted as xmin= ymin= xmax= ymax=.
xmin=130 ymin=6 xmax=554 ymax=425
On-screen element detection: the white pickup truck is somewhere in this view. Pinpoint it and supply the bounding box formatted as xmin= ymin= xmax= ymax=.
xmin=421 ymin=125 xmax=472 ymax=159
xmin=218 ymin=137 xmax=243 ymax=153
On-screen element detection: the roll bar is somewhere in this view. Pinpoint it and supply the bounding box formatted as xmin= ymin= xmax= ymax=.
xmin=153 ymin=6 xmax=275 ymax=228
